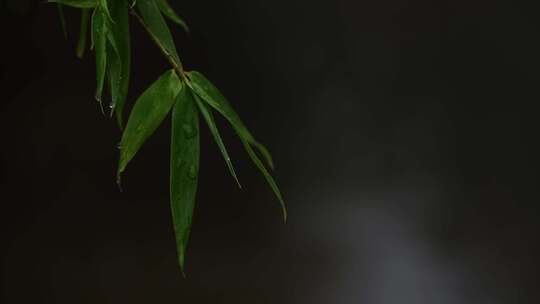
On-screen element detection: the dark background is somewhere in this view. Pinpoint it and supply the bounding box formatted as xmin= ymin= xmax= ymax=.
xmin=1 ymin=0 xmax=539 ymax=303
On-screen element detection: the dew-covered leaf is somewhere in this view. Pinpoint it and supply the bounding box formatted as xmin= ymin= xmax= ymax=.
xmin=136 ymin=0 xmax=181 ymax=66
xmin=155 ymin=0 xmax=189 ymax=33
xmin=194 ymin=93 xmax=240 ymax=188
xmin=48 ymin=0 xmax=96 ymax=9
xmin=170 ymin=85 xmax=200 ymax=272
xmin=117 ymin=70 xmax=182 ymax=179
xmin=187 ymin=71 xmax=274 ymax=168
xmin=107 ymin=0 xmax=131 ymax=127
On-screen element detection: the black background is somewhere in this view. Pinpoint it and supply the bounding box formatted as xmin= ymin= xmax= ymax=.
xmin=1 ymin=0 xmax=539 ymax=303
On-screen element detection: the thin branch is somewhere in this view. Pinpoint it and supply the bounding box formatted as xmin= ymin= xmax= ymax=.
xmin=129 ymin=8 xmax=187 ymax=81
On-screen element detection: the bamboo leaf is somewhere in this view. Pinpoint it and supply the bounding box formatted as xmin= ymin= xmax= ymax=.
xmin=57 ymin=4 xmax=68 ymax=39
xmin=170 ymin=85 xmax=200 ymax=272
xmin=49 ymin=0 xmax=96 ymax=8
xmin=187 ymin=71 xmax=275 ymax=168
xmin=107 ymin=0 xmax=131 ymax=127
xmin=194 ymin=92 xmax=241 ymax=188
xmin=92 ymin=7 xmax=108 ymax=110
xmin=187 ymin=71 xmax=285 ymax=219
xmin=241 ymin=137 xmax=287 ymax=221
xmin=136 ymin=0 xmax=181 ymax=66
xmin=117 ymin=70 xmax=181 ymax=179
xmin=97 ymin=0 xmax=112 ymax=22
xmin=155 ymin=0 xmax=190 ymax=33
xmin=76 ymin=9 xmax=90 ymax=58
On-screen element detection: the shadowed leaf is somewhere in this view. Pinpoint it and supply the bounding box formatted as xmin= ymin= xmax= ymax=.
xmin=57 ymin=4 xmax=68 ymax=39
xmin=170 ymin=85 xmax=200 ymax=272
xmin=117 ymin=69 xmax=181 ymax=179
xmin=76 ymin=9 xmax=90 ymax=58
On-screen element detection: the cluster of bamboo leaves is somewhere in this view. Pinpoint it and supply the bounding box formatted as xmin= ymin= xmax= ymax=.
xmin=50 ymin=0 xmax=285 ymax=272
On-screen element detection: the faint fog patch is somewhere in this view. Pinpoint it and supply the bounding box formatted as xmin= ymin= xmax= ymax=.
xmin=282 ymin=185 xmax=501 ymax=304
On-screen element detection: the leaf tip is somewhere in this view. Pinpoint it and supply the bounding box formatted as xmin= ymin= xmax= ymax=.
xmin=116 ymin=172 xmax=124 ymax=192
xmin=178 ymin=245 xmax=188 ymax=277
xmin=281 ymin=200 xmax=287 ymax=223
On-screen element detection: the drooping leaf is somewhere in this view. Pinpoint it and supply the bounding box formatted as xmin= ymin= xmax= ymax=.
xmin=57 ymin=4 xmax=68 ymax=39
xmin=241 ymin=138 xmax=286 ymax=221
xmin=187 ymin=71 xmax=274 ymax=168
xmin=194 ymin=93 xmax=240 ymax=188
xmin=187 ymin=71 xmax=285 ymax=219
xmin=76 ymin=9 xmax=90 ymax=58
xmin=91 ymin=7 xmax=108 ymax=110
xmin=170 ymin=85 xmax=200 ymax=272
xmin=117 ymin=69 xmax=182 ymax=180
xmin=136 ymin=0 xmax=182 ymax=66
xmin=107 ymin=0 xmax=131 ymax=127
xmin=155 ymin=0 xmax=190 ymax=33
xmin=48 ymin=0 xmax=96 ymax=8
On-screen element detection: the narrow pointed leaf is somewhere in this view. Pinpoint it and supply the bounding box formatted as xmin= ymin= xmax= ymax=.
xmin=241 ymin=137 xmax=287 ymax=221
xmin=118 ymin=70 xmax=181 ymax=178
xmin=156 ymin=0 xmax=190 ymax=33
xmin=187 ymin=71 xmax=274 ymax=168
xmin=194 ymin=93 xmax=241 ymax=188
xmin=76 ymin=9 xmax=90 ymax=58
xmin=57 ymin=4 xmax=68 ymax=39
xmin=187 ymin=71 xmax=285 ymax=218
xmin=92 ymin=8 xmax=108 ymax=108
xmin=170 ymin=86 xmax=200 ymax=272
xmin=136 ymin=0 xmax=182 ymax=65
xmin=107 ymin=0 xmax=131 ymax=127
xmin=49 ymin=0 xmax=96 ymax=8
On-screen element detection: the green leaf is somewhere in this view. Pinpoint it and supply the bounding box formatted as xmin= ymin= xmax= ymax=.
xmin=136 ymin=0 xmax=182 ymax=66
xmin=76 ymin=9 xmax=90 ymax=58
xmin=241 ymin=137 xmax=287 ymax=221
xmin=187 ymin=71 xmax=285 ymax=219
xmin=57 ymin=4 xmax=68 ymax=39
xmin=194 ymin=93 xmax=241 ymax=188
xmin=92 ymin=7 xmax=108 ymax=110
xmin=107 ymin=0 xmax=131 ymax=127
xmin=48 ymin=0 xmax=96 ymax=9
xmin=97 ymin=0 xmax=112 ymax=22
xmin=187 ymin=71 xmax=274 ymax=168
xmin=170 ymin=84 xmax=200 ymax=272
xmin=117 ymin=69 xmax=182 ymax=179
xmin=155 ymin=0 xmax=190 ymax=33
